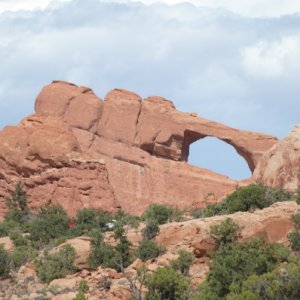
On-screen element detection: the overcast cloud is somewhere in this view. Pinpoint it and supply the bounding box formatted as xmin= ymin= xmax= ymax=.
xmin=0 ymin=0 xmax=299 ymax=179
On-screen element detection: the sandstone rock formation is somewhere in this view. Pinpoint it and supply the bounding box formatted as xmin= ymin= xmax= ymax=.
xmin=0 ymin=81 xmax=278 ymax=216
xmin=254 ymin=124 xmax=300 ymax=192
xmin=156 ymin=201 xmax=297 ymax=252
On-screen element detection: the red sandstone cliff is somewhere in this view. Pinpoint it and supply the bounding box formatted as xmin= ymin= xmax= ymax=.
xmin=0 ymin=81 xmax=281 ymax=216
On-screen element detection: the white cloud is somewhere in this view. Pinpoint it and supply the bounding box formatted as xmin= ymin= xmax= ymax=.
xmin=1 ymin=0 xmax=300 ymax=17
xmin=0 ymin=0 xmax=300 ymax=178
xmin=0 ymin=0 xmax=71 ymax=14
xmin=242 ymin=36 xmax=300 ymax=78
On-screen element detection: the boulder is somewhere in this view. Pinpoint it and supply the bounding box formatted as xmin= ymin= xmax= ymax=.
xmin=254 ymin=124 xmax=300 ymax=191
xmin=55 ymin=236 xmax=91 ymax=269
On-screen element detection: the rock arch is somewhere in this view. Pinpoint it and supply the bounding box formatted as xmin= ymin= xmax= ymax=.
xmin=181 ymin=129 xmax=255 ymax=173
xmin=0 ymin=81 xmax=279 ymax=217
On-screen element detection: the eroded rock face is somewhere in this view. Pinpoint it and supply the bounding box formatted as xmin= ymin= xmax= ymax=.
xmin=156 ymin=201 xmax=297 ymax=253
xmin=254 ymin=125 xmax=300 ymax=191
xmin=0 ymin=81 xmax=278 ymax=216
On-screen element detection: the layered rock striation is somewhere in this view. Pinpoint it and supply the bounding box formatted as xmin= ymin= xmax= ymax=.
xmin=0 ymin=81 xmax=278 ymax=216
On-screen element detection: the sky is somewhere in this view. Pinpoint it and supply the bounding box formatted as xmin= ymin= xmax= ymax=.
xmin=0 ymin=0 xmax=299 ymax=180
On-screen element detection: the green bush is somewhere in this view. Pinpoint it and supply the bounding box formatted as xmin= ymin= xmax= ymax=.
xmin=145 ymin=267 xmax=191 ymax=300
xmin=136 ymin=240 xmax=166 ymax=262
xmin=72 ymin=291 xmax=85 ymax=300
xmin=78 ymin=280 xmax=89 ymax=293
xmin=228 ymin=257 xmax=300 ymax=299
xmin=288 ymin=232 xmax=300 ymax=251
xmin=3 ymin=182 xmax=31 ymax=231
xmin=115 ymin=237 xmax=133 ymax=270
xmin=29 ymin=205 xmax=70 ymax=248
xmin=9 ymin=230 xmax=30 ymax=247
xmin=0 ymin=244 xmax=10 ymax=277
xmin=197 ymin=202 xmax=227 ymax=218
xmin=97 ymin=209 xmax=114 ymax=231
xmin=0 ymin=220 xmax=21 ymax=237
xmin=191 ymin=208 xmax=204 ymax=219
xmin=225 ymin=184 xmax=267 ymax=213
xmin=170 ymin=207 xmax=185 ymax=222
xmin=88 ymin=229 xmax=120 ymax=270
xmin=210 ymin=218 xmax=240 ymax=246
xmin=35 ymin=244 xmax=76 ymax=283
xmin=170 ymin=249 xmax=195 ymax=276
xmin=142 ymin=219 xmax=160 ymax=240
xmin=113 ymin=209 xmax=140 ymax=229
xmin=142 ymin=204 xmax=175 ymax=225
xmin=10 ymin=245 xmax=37 ymax=270
xmin=67 ymin=208 xmax=98 ymax=237
xmin=72 ymin=280 xmax=89 ymax=300
xmin=198 ymin=239 xmax=289 ymax=299
xmin=296 ymin=188 xmax=300 ymax=205
xmin=5 ymin=182 xmax=29 ymax=213
xmin=199 ymin=185 xmax=293 ymax=218
xmin=288 ymin=213 xmax=300 ymax=251
xmin=76 ymin=208 xmax=97 ymax=228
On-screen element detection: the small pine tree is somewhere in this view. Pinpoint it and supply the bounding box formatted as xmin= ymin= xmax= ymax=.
xmin=5 ymin=182 xmax=28 ymax=213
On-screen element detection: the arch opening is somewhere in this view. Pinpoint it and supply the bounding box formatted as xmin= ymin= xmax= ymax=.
xmin=186 ymin=136 xmax=252 ymax=180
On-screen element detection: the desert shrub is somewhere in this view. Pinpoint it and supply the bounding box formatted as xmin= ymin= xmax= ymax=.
xmin=142 ymin=219 xmax=160 ymax=240
xmin=264 ymin=186 xmax=293 ymax=204
xmin=0 ymin=244 xmax=10 ymax=277
xmin=199 ymin=185 xmax=293 ymax=218
xmin=89 ymin=242 xmax=118 ymax=270
xmin=114 ymin=209 xmax=140 ymax=229
xmin=72 ymin=291 xmax=85 ymax=300
xmin=54 ymin=236 xmax=67 ymax=247
xmin=88 ymin=229 xmax=120 ymax=270
xmin=170 ymin=249 xmax=195 ymax=276
xmin=3 ymin=183 xmax=31 ymax=232
xmin=29 ymin=205 xmax=70 ymax=248
xmin=10 ymin=245 xmax=37 ymax=270
xmin=198 ymin=239 xmax=289 ymax=299
xmin=35 ymin=244 xmax=76 ymax=283
xmin=67 ymin=208 xmax=98 ymax=237
xmin=296 ymin=188 xmax=300 ymax=205
xmin=7 ymin=230 xmax=37 ymax=269
xmin=142 ymin=204 xmax=174 ymax=225
xmin=9 ymin=230 xmax=30 ymax=247
xmin=97 ymin=209 xmax=114 ymax=231
xmin=191 ymin=208 xmax=204 ymax=219
xmin=288 ymin=213 xmax=300 ymax=251
xmin=170 ymin=207 xmax=185 ymax=222
xmin=73 ymin=280 xmax=89 ymax=300
xmin=210 ymin=218 xmax=240 ymax=246
xmin=288 ymin=232 xmax=300 ymax=251
xmin=228 ymin=257 xmax=300 ymax=299
xmin=136 ymin=240 xmax=166 ymax=262
xmin=78 ymin=280 xmax=89 ymax=293
xmin=76 ymin=208 xmax=97 ymax=228
xmin=0 ymin=220 xmax=20 ymax=237
xmin=223 ymin=184 xmax=269 ymax=213
xmin=198 ymin=202 xmax=227 ymax=218
xmin=115 ymin=235 xmax=133 ymax=269
xmin=145 ymin=267 xmax=191 ymax=300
